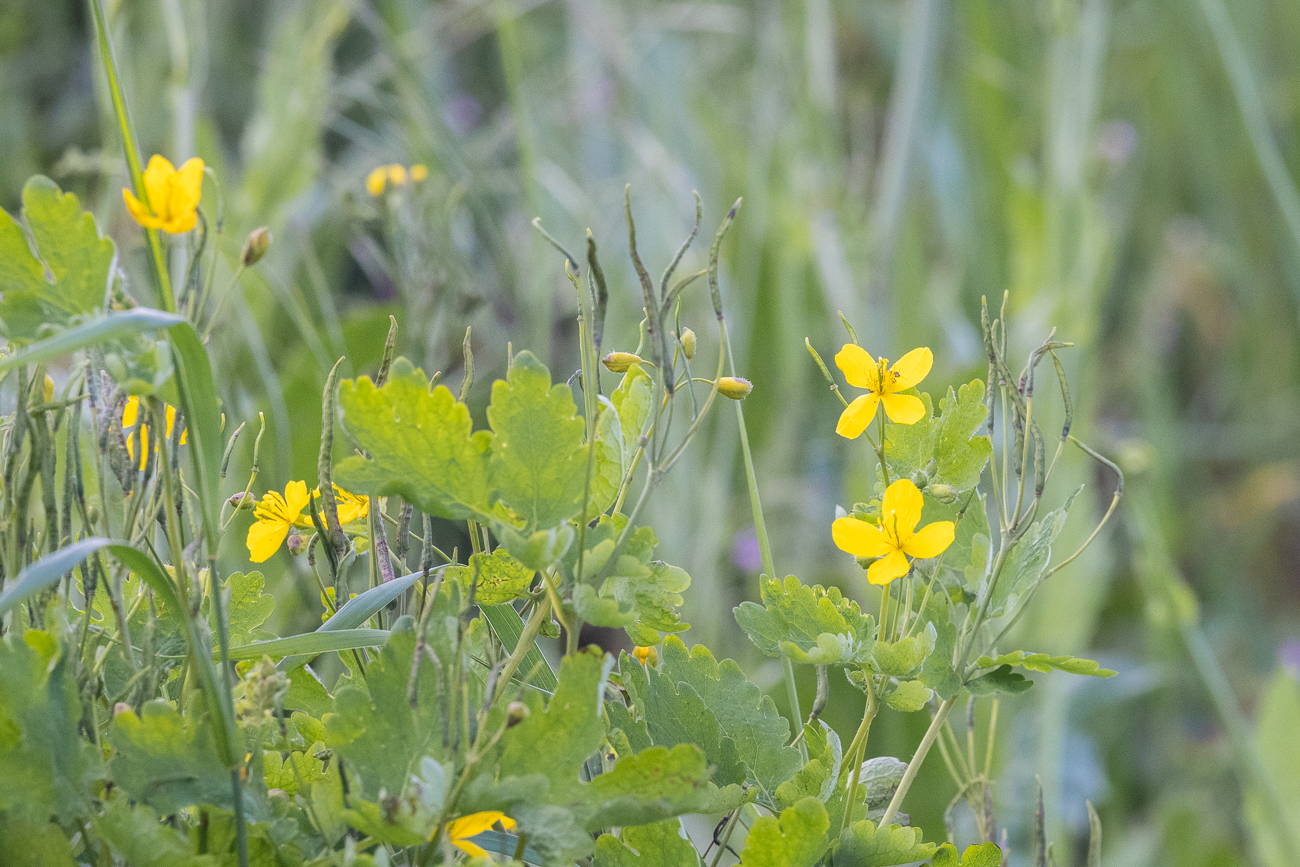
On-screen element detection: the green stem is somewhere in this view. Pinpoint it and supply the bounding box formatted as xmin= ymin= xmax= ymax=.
xmin=877 ymin=695 xmax=956 ymax=827
xmin=87 ymin=0 xmax=176 ymax=313
xmin=839 ymin=685 xmax=878 ymax=834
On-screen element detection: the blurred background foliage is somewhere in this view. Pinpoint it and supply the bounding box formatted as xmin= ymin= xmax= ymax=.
xmin=4 ymin=0 xmax=1300 ymax=864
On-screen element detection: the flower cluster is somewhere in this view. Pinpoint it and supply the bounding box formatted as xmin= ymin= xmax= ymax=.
xmin=245 ymin=481 xmax=370 ymax=563
xmin=830 ymin=343 xmax=953 ymax=584
xmin=366 ymin=163 xmax=429 ymax=197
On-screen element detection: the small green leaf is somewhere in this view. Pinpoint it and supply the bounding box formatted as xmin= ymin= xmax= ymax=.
xmin=834 ymin=818 xmax=936 ymax=866
xmin=738 ymin=797 xmax=830 ymax=867
xmin=858 ymin=757 xmax=908 ymax=809
xmin=108 ymin=701 xmax=232 ymax=814
xmin=335 ymin=357 xmax=492 ymax=520
xmin=595 ymin=819 xmax=701 ymax=866
xmin=966 ymin=664 xmax=1033 ymax=696
xmin=585 ymin=744 xmax=717 ymax=828
xmin=0 ymin=814 xmax=79 ymax=867
xmin=930 ymin=842 xmax=1003 ymax=867
xmin=277 ymin=568 xmax=425 ymax=673
xmin=883 ymin=679 xmax=933 ymax=712
xmin=98 ymin=794 xmax=215 ymax=867
xmin=871 ymin=624 xmax=937 ymax=678
xmin=449 ymin=548 xmax=535 ymax=605
xmin=775 ymin=721 xmax=843 ymax=809
xmin=986 ymin=489 xmax=1079 ymax=617
xmin=976 ymin=651 xmax=1116 ymax=678
xmin=487 ymin=351 xmax=587 ymax=530
xmin=735 ymin=575 xmax=875 ymax=665
xmin=215 ymin=571 xmax=275 ymax=645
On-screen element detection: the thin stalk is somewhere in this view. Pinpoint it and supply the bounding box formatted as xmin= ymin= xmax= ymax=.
xmin=878 ymin=695 xmax=956 ymax=827
xmin=839 ymin=686 xmax=878 ymax=833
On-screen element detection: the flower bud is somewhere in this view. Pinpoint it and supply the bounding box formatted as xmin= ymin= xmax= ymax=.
xmin=928 ymin=483 xmax=958 ymax=504
xmin=716 ymin=376 xmax=753 ymax=400
xmin=287 ymin=534 xmax=308 ymax=556
xmin=602 ymin=352 xmax=642 ymax=373
xmin=113 ymin=702 xmax=132 ymax=717
xmin=228 ymin=492 xmax=256 ymax=511
xmin=43 ymin=375 xmax=55 ymax=404
xmin=679 ymin=327 xmax=696 ymax=360
xmin=241 ymin=226 xmax=272 ymax=267
xmin=632 ymin=645 xmax=658 ymax=667
xmin=506 ymin=701 xmax=530 ymax=727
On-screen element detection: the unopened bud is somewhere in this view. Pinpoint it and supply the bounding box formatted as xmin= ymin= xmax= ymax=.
xmin=632 ymin=645 xmax=658 ymax=667
xmin=602 ymin=352 xmax=642 ymax=373
xmin=679 ymin=328 xmax=696 ymax=360
xmin=506 ymin=701 xmax=530 ymax=728
xmin=928 ymin=483 xmax=958 ymax=504
xmin=113 ymin=702 xmax=132 ymax=717
xmin=287 ymin=534 xmax=307 ymax=556
xmin=241 ymin=226 xmax=272 ymax=267
xmin=43 ymin=375 xmax=55 ymax=404
xmin=228 ymin=492 xmax=256 ymax=511
xmin=716 ymin=376 xmax=753 ymax=400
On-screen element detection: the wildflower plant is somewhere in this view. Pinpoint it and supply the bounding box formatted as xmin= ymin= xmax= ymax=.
xmin=0 ymin=8 xmax=1131 ymax=865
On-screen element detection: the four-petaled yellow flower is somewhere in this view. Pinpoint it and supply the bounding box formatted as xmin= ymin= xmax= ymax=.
xmin=122 ymin=155 xmax=204 ymax=234
xmin=835 ymin=344 xmax=933 ymax=438
xmin=122 ymin=396 xmax=187 ymax=471
xmin=443 ymin=811 xmax=517 ymax=857
xmin=832 ymin=478 xmax=954 ymax=585
xmin=246 ymin=481 xmax=311 ymax=564
xmin=328 ymin=485 xmax=370 ymax=525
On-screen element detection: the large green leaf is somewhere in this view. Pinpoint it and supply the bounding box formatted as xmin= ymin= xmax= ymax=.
xmin=97 ymin=794 xmax=216 ymax=867
xmin=166 ymin=321 xmax=223 ymax=548
xmin=619 ymin=637 xmax=801 ymax=805
xmin=585 ymin=744 xmax=718 ymax=828
xmin=335 ymin=357 xmax=492 ymax=520
xmin=277 ymin=568 xmax=425 ymax=673
xmin=0 ymin=308 xmax=183 ymax=376
xmin=108 ymin=701 xmax=232 ymax=814
xmin=0 ymin=176 xmax=114 ymax=341
xmin=1247 ymin=667 xmax=1300 ymax=867
xmin=833 ymin=819 xmax=936 ymax=866
xmin=0 ymin=814 xmax=78 ymax=867
xmin=0 ymin=630 xmax=102 ymax=822
xmin=883 ymin=380 xmax=991 ymax=494
xmin=985 ymin=488 xmax=1078 ymax=617
xmin=595 ymin=819 xmax=701 ymax=866
xmin=223 ymin=629 xmax=390 ymax=661
xmin=324 ymin=614 xmax=450 ymax=799
xmin=486 ymin=351 xmax=587 ymax=531
xmin=735 ymin=575 xmax=875 ymax=665
xmin=448 ymin=548 xmax=535 ymax=605
xmin=738 ymin=797 xmax=830 ymax=867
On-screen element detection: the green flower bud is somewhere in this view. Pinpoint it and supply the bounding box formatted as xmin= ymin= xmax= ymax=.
xmin=679 ymin=327 xmax=696 ymax=360
xmin=506 ymin=701 xmax=530 ymax=727
xmin=602 ymin=351 xmax=642 ymax=373
xmin=717 ymin=376 xmax=753 ymax=400
xmin=228 ymin=492 xmax=257 ymax=511
xmin=241 ymin=226 xmax=272 ymax=267
xmin=287 ymin=534 xmax=307 ymax=556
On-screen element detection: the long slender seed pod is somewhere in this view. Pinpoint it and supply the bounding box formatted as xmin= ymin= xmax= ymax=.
xmin=659 ymin=191 xmax=703 ymax=308
xmin=708 ymin=198 xmax=743 ymax=320
xmin=626 ymin=186 xmax=672 ymax=394
xmin=586 ymin=231 xmax=609 ymax=354
xmin=459 ymin=327 xmax=474 ymax=403
xmin=375 ymin=316 xmax=398 ymax=387
xmin=317 ymin=357 xmax=346 ymax=554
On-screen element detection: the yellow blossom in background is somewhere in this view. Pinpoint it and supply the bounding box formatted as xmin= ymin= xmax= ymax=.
xmin=246 ymin=481 xmax=310 ymax=563
xmin=312 ymin=485 xmax=370 ymax=524
xmin=367 ymin=163 xmax=426 ymax=196
xmin=122 ymin=155 xmax=204 ymax=234
xmin=410 ymin=163 xmax=429 ymax=182
xmin=387 ymin=164 xmax=408 ymax=186
xmin=832 ymin=478 xmax=954 ymax=586
xmin=365 ymin=167 xmax=388 ymax=197
xmin=443 ymin=811 xmax=517 ymax=857
xmin=122 ymin=396 xmax=187 ymax=471
xmin=834 ymin=344 xmax=933 ymax=437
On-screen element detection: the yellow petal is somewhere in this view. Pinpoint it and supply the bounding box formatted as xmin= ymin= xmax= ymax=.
xmin=449 ymin=811 xmax=515 ymax=839
xmin=173 ymin=158 xmax=205 ymax=209
xmin=387 ymin=164 xmax=408 ymax=185
xmin=867 ymin=549 xmax=910 ymax=585
xmin=903 ymin=521 xmax=955 ymax=560
xmin=284 ymin=481 xmax=311 ymax=517
xmin=880 ymin=479 xmax=924 ymax=541
xmin=889 ymin=346 xmax=932 ymax=391
xmin=410 ymin=164 xmax=429 ymax=182
xmin=122 ymin=189 xmax=163 ymax=229
xmin=141 ymin=155 xmax=176 ymax=205
xmin=835 ymin=394 xmax=880 ymax=439
xmin=246 ymin=518 xmax=290 ymax=563
xmin=880 ymin=393 xmax=926 ymax=425
xmin=122 ymin=396 xmax=139 ymax=428
xmin=366 ymin=168 xmax=387 ymax=197
xmin=452 ymin=838 xmax=490 ymax=858
xmin=832 ymin=516 xmax=893 ymax=559
xmin=834 ymin=343 xmax=880 ymax=391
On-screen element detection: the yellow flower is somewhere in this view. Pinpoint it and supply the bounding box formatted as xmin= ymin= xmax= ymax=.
xmin=410 ymin=163 xmax=429 ymax=182
xmin=365 ymin=166 xmax=388 ymax=197
xmin=632 ymin=645 xmax=658 ymax=666
xmin=387 ymin=164 xmax=408 ymax=186
xmin=832 ymin=478 xmax=954 ymax=586
xmin=834 ymin=344 xmax=932 ymax=438
xmin=122 ymin=155 xmax=204 ymax=234
xmin=313 ymin=485 xmax=370 ymax=525
xmin=246 ymin=481 xmax=311 ymax=563
xmin=122 ymin=396 xmax=187 ymax=471
xmin=444 ymin=811 xmax=517 ymax=857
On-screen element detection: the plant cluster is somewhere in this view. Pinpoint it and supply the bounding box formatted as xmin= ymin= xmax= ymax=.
xmin=0 ymin=9 xmax=1125 ymax=866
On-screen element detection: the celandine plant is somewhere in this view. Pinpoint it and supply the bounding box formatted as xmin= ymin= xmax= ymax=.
xmin=0 ymin=9 xmax=1121 ymax=866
